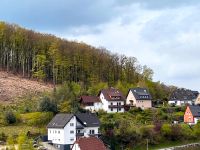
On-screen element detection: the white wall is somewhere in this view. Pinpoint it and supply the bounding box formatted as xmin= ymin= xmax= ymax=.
xmin=168 ymin=100 xmax=192 ymax=106
xmin=48 ymin=128 xmax=65 ymax=144
xmin=100 ymin=93 xmax=109 ymax=111
xmin=84 ymin=102 xmax=103 ymax=112
xmin=64 ymin=116 xmax=77 ymax=145
xmin=84 ymin=127 xmax=99 ymax=137
xmin=72 ymin=143 xmax=80 ymax=150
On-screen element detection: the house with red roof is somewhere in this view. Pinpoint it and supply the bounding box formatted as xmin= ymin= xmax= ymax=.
xmin=80 ymin=96 xmax=103 ymax=112
xmin=71 ymin=137 xmax=107 ymax=150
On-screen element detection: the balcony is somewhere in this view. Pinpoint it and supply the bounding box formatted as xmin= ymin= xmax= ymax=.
xmin=76 ymin=133 xmax=84 ymax=137
xmin=108 ymin=105 xmax=124 ymax=108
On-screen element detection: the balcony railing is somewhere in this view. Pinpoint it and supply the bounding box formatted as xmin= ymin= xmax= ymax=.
xmin=108 ymin=105 xmax=124 ymax=108
xmin=76 ymin=133 xmax=84 ymax=137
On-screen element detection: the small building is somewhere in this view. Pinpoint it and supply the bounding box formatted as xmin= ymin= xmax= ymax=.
xmin=79 ymin=96 xmax=102 ymax=112
xmin=98 ymin=87 xmax=125 ymax=113
xmin=168 ymin=89 xmax=198 ymax=106
xmin=126 ymin=87 xmax=152 ymax=109
xmin=71 ymin=137 xmax=107 ymax=150
xmin=47 ymin=113 xmax=100 ymax=150
xmin=184 ymin=105 xmax=200 ymax=125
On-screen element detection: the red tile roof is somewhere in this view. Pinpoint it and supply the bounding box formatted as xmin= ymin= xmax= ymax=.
xmin=80 ymin=96 xmax=101 ymax=104
xmin=72 ymin=137 xmax=107 ymax=150
xmin=99 ymin=87 xmax=125 ymax=101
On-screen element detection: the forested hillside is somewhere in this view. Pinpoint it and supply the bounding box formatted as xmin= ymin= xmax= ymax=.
xmin=0 ymin=21 xmax=174 ymax=100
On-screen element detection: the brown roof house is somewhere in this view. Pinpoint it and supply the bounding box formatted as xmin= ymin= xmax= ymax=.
xmin=98 ymin=87 xmax=125 ymax=113
xmin=79 ymin=96 xmax=102 ymax=112
xmin=126 ymin=87 xmax=152 ymax=109
xmin=71 ymin=137 xmax=107 ymax=150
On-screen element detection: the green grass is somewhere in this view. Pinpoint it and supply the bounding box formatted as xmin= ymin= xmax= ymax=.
xmin=0 ymin=125 xmax=46 ymax=136
xmin=134 ymin=140 xmax=200 ymax=150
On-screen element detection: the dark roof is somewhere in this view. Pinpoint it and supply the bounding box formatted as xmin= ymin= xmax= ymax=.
xmin=72 ymin=137 xmax=107 ymax=150
xmin=47 ymin=114 xmax=74 ymax=128
xmin=129 ymin=87 xmax=152 ymax=100
xmin=170 ymin=88 xmax=199 ymax=101
xmin=75 ymin=113 xmax=100 ymax=127
xmin=99 ymin=87 xmax=125 ymax=101
xmin=188 ymin=105 xmax=200 ymax=117
xmin=80 ymin=96 xmax=101 ymax=104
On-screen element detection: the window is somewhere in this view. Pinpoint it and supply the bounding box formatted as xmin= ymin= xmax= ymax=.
xmin=49 ymin=130 xmax=51 ymax=133
xmin=70 ymin=138 xmax=74 ymax=141
xmin=55 ymin=130 xmax=57 ymax=134
xmin=90 ymin=130 xmax=95 ymax=134
xmin=111 ymin=102 xmax=113 ymax=105
xmin=119 ymin=108 xmax=121 ymax=111
xmin=70 ymin=130 xmax=74 ymax=134
xmin=58 ymin=131 xmax=60 ymax=134
xmin=111 ymin=108 xmax=113 ymax=111
xmin=70 ymin=123 xmax=74 ymax=126
xmin=119 ymin=102 xmax=121 ymax=105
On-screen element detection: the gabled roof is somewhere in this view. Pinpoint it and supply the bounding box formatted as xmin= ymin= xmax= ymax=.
xmin=170 ymin=88 xmax=198 ymax=101
xmin=129 ymin=87 xmax=152 ymax=100
xmin=188 ymin=105 xmax=200 ymax=117
xmin=72 ymin=137 xmax=107 ymax=150
xmin=47 ymin=114 xmax=74 ymax=128
xmin=99 ymin=87 xmax=125 ymax=101
xmin=80 ymin=96 xmax=101 ymax=104
xmin=75 ymin=113 xmax=100 ymax=127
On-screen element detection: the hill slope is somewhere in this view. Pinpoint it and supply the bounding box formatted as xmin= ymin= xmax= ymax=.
xmin=0 ymin=71 xmax=53 ymax=103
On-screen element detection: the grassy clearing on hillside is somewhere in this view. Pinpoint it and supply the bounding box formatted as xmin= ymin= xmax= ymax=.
xmin=0 ymin=125 xmax=46 ymax=136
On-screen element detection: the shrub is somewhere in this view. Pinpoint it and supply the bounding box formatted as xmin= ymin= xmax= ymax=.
xmin=4 ymin=111 xmax=16 ymax=124
xmin=38 ymin=96 xmax=57 ymax=113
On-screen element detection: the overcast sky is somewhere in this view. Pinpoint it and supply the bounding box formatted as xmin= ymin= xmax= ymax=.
xmin=0 ymin=0 xmax=200 ymax=90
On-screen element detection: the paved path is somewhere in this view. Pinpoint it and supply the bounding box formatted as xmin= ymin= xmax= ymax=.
xmin=42 ymin=142 xmax=59 ymax=150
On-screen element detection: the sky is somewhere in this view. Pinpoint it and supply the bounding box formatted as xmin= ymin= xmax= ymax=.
xmin=0 ymin=0 xmax=200 ymax=90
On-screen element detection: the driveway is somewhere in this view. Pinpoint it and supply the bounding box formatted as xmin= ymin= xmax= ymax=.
xmin=42 ymin=142 xmax=59 ymax=150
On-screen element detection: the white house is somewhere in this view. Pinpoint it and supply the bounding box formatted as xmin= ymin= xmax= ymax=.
xmin=79 ymin=96 xmax=103 ymax=112
xmin=168 ymin=89 xmax=198 ymax=106
xmin=126 ymin=87 xmax=152 ymax=109
xmin=71 ymin=137 xmax=107 ymax=150
xmin=47 ymin=113 xmax=100 ymax=150
xmin=98 ymin=87 xmax=125 ymax=113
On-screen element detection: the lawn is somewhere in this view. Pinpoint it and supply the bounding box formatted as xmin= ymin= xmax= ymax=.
xmin=0 ymin=125 xmax=46 ymax=136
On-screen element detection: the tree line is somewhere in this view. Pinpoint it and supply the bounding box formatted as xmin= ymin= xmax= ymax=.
xmin=0 ymin=21 xmax=174 ymax=100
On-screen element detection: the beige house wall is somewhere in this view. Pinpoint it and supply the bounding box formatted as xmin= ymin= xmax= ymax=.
xmin=195 ymin=94 xmax=200 ymax=105
xmin=135 ymin=100 xmax=152 ymax=109
xmin=126 ymin=91 xmax=137 ymax=106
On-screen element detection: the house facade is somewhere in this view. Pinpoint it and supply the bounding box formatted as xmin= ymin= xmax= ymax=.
xmin=47 ymin=113 xmax=100 ymax=150
xmin=195 ymin=93 xmax=200 ymax=105
xmin=99 ymin=87 xmax=125 ymax=113
xmin=71 ymin=137 xmax=107 ymax=150
xmin=168 ymin=89 xmax=198 ymax=106
xmin=79 ymin=96 xmax=102 ymax=112
xmin=126 ymin=87 xmax=152 ymax=109
xmin=184 ymin=105 xmax=200 ymax=125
